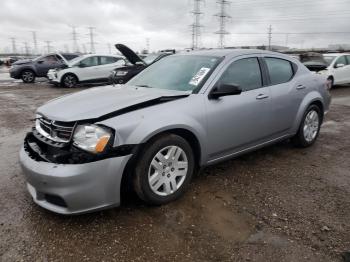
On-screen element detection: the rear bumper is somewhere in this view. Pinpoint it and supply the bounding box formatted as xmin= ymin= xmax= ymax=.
xmin=20 ymin=146 xmax=132 ymax=215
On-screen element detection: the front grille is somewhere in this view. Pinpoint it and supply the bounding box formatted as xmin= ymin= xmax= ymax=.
xmin=36 ymin=117 xmax=76 ymax=143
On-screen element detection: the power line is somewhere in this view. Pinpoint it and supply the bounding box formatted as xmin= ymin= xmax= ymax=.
xmin=88 ymin=26 xmax=97 ymax=53
xmin=190 ymin=0 xmax=204 ymax=50
xmin=214 ymin=0 xmax=231 ymax=48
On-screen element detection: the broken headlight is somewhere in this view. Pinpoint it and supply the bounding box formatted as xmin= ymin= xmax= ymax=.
xmin=73 ymin=124 xmax=112 ymax=153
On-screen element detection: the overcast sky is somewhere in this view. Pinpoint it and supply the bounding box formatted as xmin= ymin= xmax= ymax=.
xmin=0 ymin=0 xmax=350 ymax=54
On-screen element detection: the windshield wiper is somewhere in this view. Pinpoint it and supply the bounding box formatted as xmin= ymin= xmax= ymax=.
xmin=135 ymin=84 xmax=153 ymax=88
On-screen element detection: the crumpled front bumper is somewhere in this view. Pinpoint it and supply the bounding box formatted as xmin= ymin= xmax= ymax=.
xmin=19 ymin=146 xmax=132 ymax=215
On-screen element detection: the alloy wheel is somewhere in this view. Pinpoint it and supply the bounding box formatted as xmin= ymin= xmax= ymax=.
xmin=148 ymin=145 xmax=188 ymax=196
xmin=303 ymin=110 xmax=319 ymax=142
xmin=22 ymin=71 xmax=34 ymax=82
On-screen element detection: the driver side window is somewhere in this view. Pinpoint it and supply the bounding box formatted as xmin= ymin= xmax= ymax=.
xmin=218 ymin=58 xmax=262 ymax=92
xmin=80 ymin=56 xmax=99 ymax=67
xmin=335 ymin=56 xmax=347 ymax=68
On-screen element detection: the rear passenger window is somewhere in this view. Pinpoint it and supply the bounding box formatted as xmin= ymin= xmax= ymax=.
xmin=218 ymin=58 xmax=262 ymax=92
xmin=265 ymin=57 xmax=294 ymax=85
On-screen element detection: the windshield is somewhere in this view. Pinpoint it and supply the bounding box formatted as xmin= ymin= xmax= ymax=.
xmin=323 ymin=56 xmax=337 ymax=66
xmin=68 ymin=56 xmax=85 ymax=66
xmin=128 ymin=55 xmax=221 ymax=92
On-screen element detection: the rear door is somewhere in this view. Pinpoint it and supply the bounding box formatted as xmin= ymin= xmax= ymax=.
xmin=263 ymin=56 xmax=303 ymax=136
xmin=205 ymin=56 xmax=272 ymax=161
xmin=97 ymin=56 xmax=124 ymax=80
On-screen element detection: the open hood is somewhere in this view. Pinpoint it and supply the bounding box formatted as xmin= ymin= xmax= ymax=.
xmin=115 ymin=44 xmax=145 ymax=65
xmin=37 ymin=85 xmax=190 ymax=122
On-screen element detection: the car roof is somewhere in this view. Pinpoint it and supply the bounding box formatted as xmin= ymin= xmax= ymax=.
xmin=175 ymin=48 xmax=288 ymax=59
xmin=323 ymin=53 xmax=350 ymax=56
xmin=77 ymin=54 xmax=123 ymax=59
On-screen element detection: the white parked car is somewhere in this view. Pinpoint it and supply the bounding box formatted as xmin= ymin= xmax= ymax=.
xmin=47 ymin=54 xmax=125 ymax=87
xmin=321 ymin=53 xmax=350 ymax=87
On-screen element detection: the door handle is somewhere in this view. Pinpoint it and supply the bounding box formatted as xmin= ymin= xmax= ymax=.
xmin=256 ymin=94 xmax=269 ymax=100
xmin=296 ymin=84 xmax=306 ymax=90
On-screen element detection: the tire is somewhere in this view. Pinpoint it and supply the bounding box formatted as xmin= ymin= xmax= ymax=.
xmin=21 ymin=70 xmax=35 ymax=83
xmin=62 ymin=74 xmax=78 ymax=88
xmin=133 ymin=134 xmax=195 ymax=205
xmin=292 ymin=104 xmax=322 ymax=147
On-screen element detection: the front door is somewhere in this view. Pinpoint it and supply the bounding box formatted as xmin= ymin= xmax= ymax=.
xmin=205 ymin=56 xmax=272 ymax=161
xmin=333 ymin=55 xmax=350 ymax=84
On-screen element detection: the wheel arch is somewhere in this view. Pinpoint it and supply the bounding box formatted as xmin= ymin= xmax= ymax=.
xmin=20 ymin=67 xmax=36 ymax=77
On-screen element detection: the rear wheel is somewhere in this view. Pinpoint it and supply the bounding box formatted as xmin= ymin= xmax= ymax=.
xmin=62 ymin=74 xmax=78 ymax=88
xmin=21 ymin=70 xmax=35 ymax=83
xmin=292 ymin=104 xmax=322 ymax=147
xmin=133 ymin=134 xmax=195 ymax=205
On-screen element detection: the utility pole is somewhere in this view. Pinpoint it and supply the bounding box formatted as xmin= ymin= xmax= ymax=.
xmin=10 ymin=37 xmax=17 ymax=54
xmin=146 ymin=38 xmax=150 ymax=53
xmin=88 ymin=27 xmax=96 ymax=53
xmin=268 ymin=25 xmax=272 ymax=50
xmin=215 ymin=0 xmax=231 ymax=49
xmin=71 ymin=26 xmax=79 ymax=53
xmin=190 ymin=0 xmax=204 ymax=50
xmin=32 ymin=31 xmax=38 ymax=55
xmin=23 ymin=42 xmax=30 ymax=55
xmin=45 ymin=41 xmax=52 ymax=53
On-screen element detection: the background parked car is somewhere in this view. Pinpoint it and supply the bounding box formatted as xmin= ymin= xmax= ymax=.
xmin=320 ymin=53 xmax=350 ymax=87
xmin=289 ymin=52 xmax=328 ymax=72
xmin=47 ymin=54 xmax=125 ymax=88
xmin=109 ymin=44 xmax=174 ymax=85
xmin=9 ymin=53 xmax=79 ymax=83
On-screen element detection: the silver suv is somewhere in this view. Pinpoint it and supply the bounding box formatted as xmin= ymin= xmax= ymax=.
xmin=20 ymin=49 xmax=331 ymax=214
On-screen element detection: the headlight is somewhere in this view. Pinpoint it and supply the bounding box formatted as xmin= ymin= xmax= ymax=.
xmin=73 ymin=124 xmax=112 ymax=153
xmin=116 ymin=70 xmax=128 ymax=76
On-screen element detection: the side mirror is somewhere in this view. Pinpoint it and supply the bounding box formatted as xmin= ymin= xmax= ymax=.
xmin=335 ymin=63 xmax=345 ymax=68
xmin=209 ymin=83 xmax=242 ymax=99
xmin=37 ymin=60 xmax=44 ymax=64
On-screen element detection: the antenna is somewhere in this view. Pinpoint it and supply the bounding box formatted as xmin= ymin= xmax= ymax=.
xmin=71 ymin=26 xmax=79 ymax=53
xmin=190 ymin=0 xmax=204 ymax=50
xmin=10 ymin=37 xmax=17 ymax=54
xmin=214 ymin=0 xmax=231 ymax=49
xmin=268 ymin=25 xmax=272 ymax=50
xmin=31 ymin=31 xmax=38 ymax=55
xmin=88 ymin=27 xmax=97 ymax=53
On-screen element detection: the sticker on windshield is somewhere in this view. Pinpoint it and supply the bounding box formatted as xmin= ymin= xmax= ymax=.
xmin=189 ymin=67 xmax=210 ymax=86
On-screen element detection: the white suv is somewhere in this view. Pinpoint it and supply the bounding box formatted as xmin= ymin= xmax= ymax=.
xmin=321 ymin=53 xmax=350 ymax=87
xmin=47 ymin=54 xmax=125 ymax=87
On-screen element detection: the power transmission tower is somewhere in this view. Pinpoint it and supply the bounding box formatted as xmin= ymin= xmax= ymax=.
xmin=32 ymin=31 xmax=38 ymax=55
xmin=88 ymin=27 xmax=97 ymax=53
xmin=268 ymin=25 xmax=272 ymax=50
xmin=107 ymin=43 xmax=112 ymax=54
xmin=45 ymin=41 xmax=52 ymax=53
xmin=10 ymin=37 xmax=17 ymax=54
xmin=215 ymin=0 xmax=231 ymax=49
xmin=23 ymin=42 xmax=30 ymax=55
xmin=190 ymin=0 xmax=204 ymax=50
xmin=82 ymin=44 xmax=87 ymax=54
xmin=71 ymin=26 xmax=79 ymax=53
xmin=146 ymin=38 xmax=150 ymax=53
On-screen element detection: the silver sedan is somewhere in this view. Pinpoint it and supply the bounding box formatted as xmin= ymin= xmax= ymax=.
xmin=20 ymin=49 xmax=331 ymax=214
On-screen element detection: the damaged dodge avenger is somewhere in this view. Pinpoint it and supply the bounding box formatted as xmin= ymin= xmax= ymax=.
xmin=19 ymin=49 xmax=331 ymax=214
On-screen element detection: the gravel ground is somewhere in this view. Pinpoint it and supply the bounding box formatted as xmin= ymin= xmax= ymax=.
xmin=0 ymin=78 xmax=349 ymax=262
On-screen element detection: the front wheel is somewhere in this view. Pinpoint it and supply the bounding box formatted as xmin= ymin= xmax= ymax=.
xmin=292 ymin=104 xmax=322 ymax=147
xmin=133 ymin=134 xmax=195 ymax=205
xmin=21 ymin=70 xmax=35 ymax=83
xmin=62 ymin=74 xmax=78 ymax=88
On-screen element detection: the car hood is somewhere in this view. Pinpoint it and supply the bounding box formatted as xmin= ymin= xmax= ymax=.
xmin=37 ymin=85 xmax=190 ymax=122
xmin=115 ymin=44 xmax=145 ymax=65
xmin=13 ymin=59 xmax=32 ymax=65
